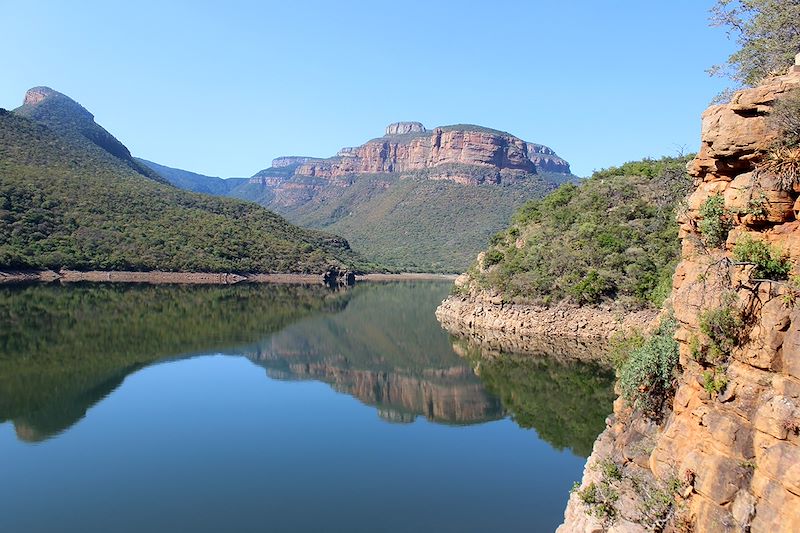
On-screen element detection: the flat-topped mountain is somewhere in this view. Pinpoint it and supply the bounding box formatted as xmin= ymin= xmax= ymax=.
xmin=232 ymin=122 xmax=575 ymax=271
xmin=250 ymin=121 xmax=570 ymax=188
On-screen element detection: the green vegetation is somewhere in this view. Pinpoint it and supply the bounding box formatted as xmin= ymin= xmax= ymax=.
xmin=694 ymin=300 xmax=744 ymax=364
xmin=265 ymin=170 xmax=561 ymax=272
xmin=703 ymin=367 xmax=729 ymax=396
xmin=769 ymin=89 xmax=800 ymax=146
xmin=471 ymin=156 xmax=693 ymax=307
xmin=14 ymin=87 xmax=166 ymax=184
xmin=0 ymin=110 xmax=365 ymax=272
xmin=618 ymin=319 xmax=680 ymax=417
xmin=573 ymin=460 xmax=623 ymax=522
xmin=709 ymin=0 xmax=800 ymax=87
xmin=698 ymin=195 xmax=732 ymax=247
xmin=733 ymin=235 xmax=792 ymax=280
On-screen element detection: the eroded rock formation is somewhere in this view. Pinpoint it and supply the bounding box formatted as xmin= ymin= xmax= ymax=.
xmin=248 ymin=122 xmax=571 ymax=197
xmin=559 ymin=62 xmax=800 ymax=533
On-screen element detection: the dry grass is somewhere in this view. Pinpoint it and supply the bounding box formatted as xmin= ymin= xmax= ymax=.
xmin=760 ymin=146 xmax=800 ymax=191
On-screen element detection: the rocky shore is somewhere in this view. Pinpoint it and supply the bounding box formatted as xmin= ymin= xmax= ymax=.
xmin=436 ymin=289 xmax=658 ymax=346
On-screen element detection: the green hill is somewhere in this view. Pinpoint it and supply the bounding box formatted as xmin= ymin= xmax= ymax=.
xmin=467 ymin=156 xmax=694 ymax=308
xmin=0 ymin=106 xmax=364 ymax=273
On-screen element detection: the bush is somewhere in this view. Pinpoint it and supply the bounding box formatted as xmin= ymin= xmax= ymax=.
xmin=698 ymin=195 xmax=731 ymax=247
xmin=568 ymin=269 xmax=614 ymax=305
xmin=697 ymin=303 xmax=744 ymax=363
xmin=733 ymin=236 xmax=792 ymax=280
xmin=484 ymin=249 xmax=504 ymax=266
xmin=703 ymin=368 xmax=729 ymax=396
xmin=618 ymin=319 xmax=680 ymax=417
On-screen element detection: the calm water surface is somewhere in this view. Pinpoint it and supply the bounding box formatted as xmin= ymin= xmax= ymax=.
xmin=0 ymin=282 xmax=614 ymax=532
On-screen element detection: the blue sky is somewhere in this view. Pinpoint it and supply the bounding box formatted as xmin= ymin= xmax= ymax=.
xmin=1 ymin=0 xmax=736 ymax=178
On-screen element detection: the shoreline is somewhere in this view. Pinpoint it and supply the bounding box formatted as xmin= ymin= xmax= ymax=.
xmin=0 ymin=269 xmax=457 ymax=285
xmin=436 ymin=292 xmax=659 ymax=344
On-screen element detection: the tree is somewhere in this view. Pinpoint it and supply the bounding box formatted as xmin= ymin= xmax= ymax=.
xmin=709 ymin=0 xmax=800 ymax=87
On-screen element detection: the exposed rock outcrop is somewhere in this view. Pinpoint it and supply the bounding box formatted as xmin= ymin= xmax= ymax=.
xmin=560 ymin=63 xmax=800 ymax=533
xmin=385 ymin=121 xmax=426 ymax=135
xmin=247 ymin=122 xmax=571 ymax=196
xmin=436 ymin=290 xmax=657 ymax=350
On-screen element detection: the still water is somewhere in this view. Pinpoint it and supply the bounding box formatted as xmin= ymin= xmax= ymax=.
xmin=0 ymin=282 xmax=614 ymax=532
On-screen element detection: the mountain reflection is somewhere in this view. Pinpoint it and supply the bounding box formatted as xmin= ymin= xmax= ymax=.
xmin=0 ymin=282 xmax=613 ymax=456
xmin=243 ymin=282 xmax=503 ymax=424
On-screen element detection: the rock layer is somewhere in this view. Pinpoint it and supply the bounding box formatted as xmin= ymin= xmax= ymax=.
xmin=249 ymin=122 xmax=571 ymax=194
xmin=436 ymin=290 xmax=657 ymax=351
xmin=559 ymin=64 xmax=800 ymax=532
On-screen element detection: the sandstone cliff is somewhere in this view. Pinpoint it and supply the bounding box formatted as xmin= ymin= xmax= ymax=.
xmin=559 ymin=61 xmax=800 ymax=532
xmin=248 ymin=122 xmax=571 ymax=192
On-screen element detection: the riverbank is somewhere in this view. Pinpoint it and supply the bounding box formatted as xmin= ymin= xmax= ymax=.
xmin=436 ymin=291 xmax=658 ymax=344
xmin=0 ymin=269 xmax=457 ymax=285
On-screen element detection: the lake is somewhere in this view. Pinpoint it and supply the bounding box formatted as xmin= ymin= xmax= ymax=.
xmin=0 ymin=281 xmax=614 ymax=532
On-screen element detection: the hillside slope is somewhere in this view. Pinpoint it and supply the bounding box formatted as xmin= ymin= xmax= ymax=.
xmin=15 ymin=87 xmax=165 ymax=183
xmin=0 ymin=106 xmax=362 ymax=273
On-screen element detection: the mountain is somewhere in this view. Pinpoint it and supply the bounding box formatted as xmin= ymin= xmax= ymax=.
xmin=14 ymin=87 xmax=166 ymax=184
xmin=0 ymin=88 xmax=365 ymax=273
xmin=136 ymin=158 xmax=248 ymax=195
xmin=231 ymin=121 xmax=576 ymax=272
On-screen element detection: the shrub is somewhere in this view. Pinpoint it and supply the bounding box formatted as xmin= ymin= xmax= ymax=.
xmin=698 ymin=195 xmax=731 ymax=247
xmin=608 ymin=329 xmax=647 ymax=369
xmin=568 ymin=269 xmax=614 ymax=304
xmin=484 ymin=249 xmax=504 ymax=267
xmin=618 ymin=318 xmax=680 ymax=417
xmin=733 ymin=236 xmax=792 ymax=280
xmin=697 ymin=303 xmax=744 ymax=363
xmin=703 ymin=368 xmax=729 ymax=396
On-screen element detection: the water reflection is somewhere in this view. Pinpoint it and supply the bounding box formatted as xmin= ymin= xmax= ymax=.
xmin=451 ymin=337 xmax=616 ymax=457
xmin=0 ymin=283 xmax=349 ymax=442
xmin=0 ymin=282 xmax=613 ymax=457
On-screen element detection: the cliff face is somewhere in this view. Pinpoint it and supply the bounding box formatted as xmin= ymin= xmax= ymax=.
xmin=560 ymin=63 xmax=800 ymax=532
xmin=249 ymin=122 xmax=571 ymax=191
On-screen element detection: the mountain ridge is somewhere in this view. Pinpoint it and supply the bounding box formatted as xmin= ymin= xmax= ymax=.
xmin=1 ymin=88 xmax=365 ymax=273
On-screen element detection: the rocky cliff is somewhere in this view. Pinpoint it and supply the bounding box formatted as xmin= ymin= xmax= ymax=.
xmin=559 ymin=60 xmax=800 ymax=532
xmin=248 ymin=122 xmax=571 ymax=189
xmin=231 ymin=122 xmax=573 ymax=272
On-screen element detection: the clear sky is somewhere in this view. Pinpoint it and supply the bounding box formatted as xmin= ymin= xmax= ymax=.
xmin=1 ymin=0 xmax=736 ymax=178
